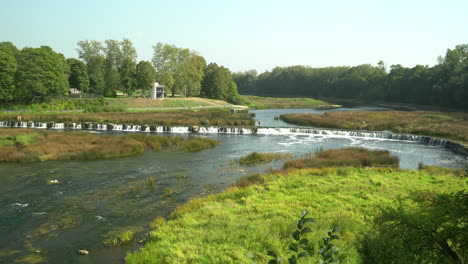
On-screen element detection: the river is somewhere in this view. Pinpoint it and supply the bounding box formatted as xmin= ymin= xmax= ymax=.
xmin=0 ymin=107 xmax=465 ymax=263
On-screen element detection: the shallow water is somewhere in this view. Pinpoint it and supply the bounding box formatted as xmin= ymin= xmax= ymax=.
xmin=0 ymin=107 xmax=465 ymax=263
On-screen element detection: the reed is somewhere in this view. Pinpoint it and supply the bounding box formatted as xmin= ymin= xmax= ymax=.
xmin=0 ymin=109 xmax=255 ymax=127
xmin=237 ymin=152 xmax=293 ymax=166
xmin=0 ymin=129 xmax=219 ymax=163
xmin=283 ymin=148 xmax=399 ymax=169
xmin=280 ymin=111 xmax=468 ymax=143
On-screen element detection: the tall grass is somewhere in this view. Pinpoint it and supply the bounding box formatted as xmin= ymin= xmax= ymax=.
xmin=0 ymin=109 xmax=255 ymax=126
xmin=241 ymin=95 xmax=333 ymax=109
xmin=237 ymin=152 xmax=293 ymax=166
xmin=280 ymin=111 xmax=468 ymax=143
xmin=126 ymin=166 xmax=466 ymax=263
xmin=0 ymin=129 xmax=219 ymax=163
xmin=283 ymin=148 xmax=399 ymax=169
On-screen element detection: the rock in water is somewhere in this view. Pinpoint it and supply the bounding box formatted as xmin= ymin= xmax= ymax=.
xmin=77 ymin=249 xmax=89 ymax=255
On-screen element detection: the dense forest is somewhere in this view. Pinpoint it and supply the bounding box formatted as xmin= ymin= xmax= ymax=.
xmin=0 ymin=40 xmax=239 ymax=104
xmin=233 ymin=44 xmax=468 ymax=109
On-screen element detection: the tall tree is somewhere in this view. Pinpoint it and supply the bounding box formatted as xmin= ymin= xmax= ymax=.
xmin=118 ymin=38 xmax=137 ymax=96
xmin=119 ymin=57 xmax=136 ymax=96
xmin=0 ymin=45 xmax=18 ymax=101
xmin=66 ymin=58 xmax=89 ymax=93
xmin=134 ymin=60 xmax=156 ymax=97
xmin=103 ymin=39 xmax=122 ymax=97
xmin=76 ymin=40 xmax=105 ymax=94
xmin=15 ymin=46 xmax=69 ymax=99
xmin=152 ymin=42 xmax=206 ymax=97
xmin=0 ymin=42 xmax=19 ymax=57
xmin=201 ymin=63 xmax=239 ymax=103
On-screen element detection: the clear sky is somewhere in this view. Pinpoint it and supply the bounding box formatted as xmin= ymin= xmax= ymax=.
xmin=1 ymin=0 xmax=467 ymax=72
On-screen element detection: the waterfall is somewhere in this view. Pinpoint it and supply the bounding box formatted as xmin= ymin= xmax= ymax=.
xmin=0 ymin=120 xmax=450 ymax=148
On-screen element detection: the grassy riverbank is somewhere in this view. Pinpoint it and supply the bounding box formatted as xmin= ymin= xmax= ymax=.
xmin=0 ymin=97 xmax=232 ymax=112
xmin=0 ymin=129 xmax=218 ymax=162
xmin=240 ymin=95 xmax=336 ymax=109
xmin=126 ymin=148 xmax=465 ymax=263
xmin=0 ymin=109 xmax=255 ymax=126
xmin=280 ymin=111 xmax=468 ymax=143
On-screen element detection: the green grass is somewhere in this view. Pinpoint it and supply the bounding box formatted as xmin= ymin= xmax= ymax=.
xmin=284 ymin=148 xmax=399 ymax=169
xmin=237 ymin=152 xmax=293 ymax=166
xmin=240 ymin=95 xmax=336 ymax=109
xmin=126 ymin=165 xmax=466 ymax=264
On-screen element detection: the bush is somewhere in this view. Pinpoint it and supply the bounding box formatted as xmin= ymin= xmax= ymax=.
xmin=361 ymin=191 xmax=467 ymax=264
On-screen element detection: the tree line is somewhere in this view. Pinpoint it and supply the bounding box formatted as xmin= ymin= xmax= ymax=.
xmin=233 ymin=44 xmax=468 ymax=109
xmin=0 ymin=40 xmax=240 ymax=103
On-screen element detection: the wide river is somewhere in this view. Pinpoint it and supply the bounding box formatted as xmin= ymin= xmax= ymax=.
xmin=0 ymin=108 xmax=465 ymax=263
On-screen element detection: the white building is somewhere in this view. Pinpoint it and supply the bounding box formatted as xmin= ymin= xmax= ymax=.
xmin=150 ymin=82 xmax=164 ymax=99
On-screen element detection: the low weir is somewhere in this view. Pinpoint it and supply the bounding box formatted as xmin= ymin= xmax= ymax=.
xmin=1 ymin=120 xmax=466 ymax=156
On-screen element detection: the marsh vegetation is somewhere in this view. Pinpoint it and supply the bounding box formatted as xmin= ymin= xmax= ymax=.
xmin=280 ymin=111 xmax=468 ymax=143
xmin=0 ymin=129 xmax=219 ymax=162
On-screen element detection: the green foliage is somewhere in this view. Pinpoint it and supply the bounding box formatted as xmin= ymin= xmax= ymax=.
xmin=152 ymin=42 xmax=206 ymax=97
xmin=237 ymin=152 xmax=293 ymax=166
xmin=319 ymin=227 xmax=343 ymax=264
xmin=126 ymin=166 xmax=465 ymax=263
xmin=15 ymin=46 xmax=69 ymax=99
xmin=135 ymin=60 xmax=157 ymax=97
xmin=202 ymin=63 xmax=240 ymax=103
xmin=66 ymin=58 xmax=89 ymax=92
xmin=268 ymin=210 xmax=315 ymax=264
xmin=284 ymin=148 xmax=399 ymax=169
xmin=361 ymin=191 xmax=467 ymax=264
xmin=233 ymin=43 xmax=468 ymax=109
xmin=0 ymin=45 xmax=17 ymax=102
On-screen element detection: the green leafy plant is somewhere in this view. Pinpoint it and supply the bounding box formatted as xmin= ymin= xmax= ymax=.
xmin=319 ymin=226 xmax=342 ymax=264
xmin=268 ymin=210 xmax=315 ymax=264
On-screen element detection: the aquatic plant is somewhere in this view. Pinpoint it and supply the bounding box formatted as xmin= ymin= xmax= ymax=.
xmin=284 ymin=148 xmax=399 ymax=169
xmin=237 ymin=152 xmax=293 ymax=166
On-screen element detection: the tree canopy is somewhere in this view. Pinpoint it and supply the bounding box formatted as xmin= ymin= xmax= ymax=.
xmin=135 ymin=60 xmax=157 ymax=97
xmin=202 ymin=63 xmax=239 ymax=103
xmin=152 ymin=42 xmax=206 ymax=97
xmin=0 ymin=45 xmax=18 ymax=101
xmin=15 ymin=46 xmax=69 ymax=99
xmin=233 ymin=43 xmax=468 ymax=109
xmin=66 ymin=58 xmax=89 ymax=93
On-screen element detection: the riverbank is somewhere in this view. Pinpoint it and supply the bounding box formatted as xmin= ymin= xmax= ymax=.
xmin=240 ymin=95 xmax=337 ymax=109
xmin=126 ymin=148 xmax=466 ymax=263
xmin=0 ymin=109 xmax=255 ymax=127
xmin=280 ymin=110 xmax=468 ymax=144
xmin=0 ymin=129 xmax=218 ymax=162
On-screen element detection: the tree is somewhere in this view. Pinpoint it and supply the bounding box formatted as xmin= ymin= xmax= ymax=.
xmin=103 ymin=39 xmax=122 ymax=97
xmin=201 ymin=63 xmax=239 ymax=103
xmin=77 ymin=40 xmax=105 ymax=94
xmin=119 ymin=57 xmax=136 ymax=96
xmin=118 ymin=38 xmax=137 ymax=96
xmin=152 ymin=42 xmax=206 ymax=97
xmin=15 ymin=46 xmax=69 ymax=99
xmin=362 ymin=191 xmax=467 ymax=264
xmin=135 ymin=60 xmax=156 ymax=97
xmin=0 ymin=46 xmax=18 ymax=101
xmin=66 ymin=58 xmax=89 ymax=93
xmin=0 ymin=42 xmax=19 ymax=57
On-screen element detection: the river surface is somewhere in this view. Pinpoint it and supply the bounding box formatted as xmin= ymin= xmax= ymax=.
xmin=0 ymin=107 xmax=465 ymax=263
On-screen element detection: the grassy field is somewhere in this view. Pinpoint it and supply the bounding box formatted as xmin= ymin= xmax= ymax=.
xmin=106 ymin=97 xmax=230 ymax=109
xmin=126 ymin=148 xmax=466 ymax=263
xmin=0 ymin=97 xmax=232 ymax=112
xmin=280 ymin=111 xmax=468 ymax=143
xmin=0 ymin=129 xmax=219 ymax=162
xmin=240 ymin=95 xmax=336 ymax=109
xmin=0 ymin=109 xmax=255 ymax=126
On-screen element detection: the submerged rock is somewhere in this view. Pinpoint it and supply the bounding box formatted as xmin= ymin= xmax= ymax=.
xmin=77 ymin=249 xmax=89 ymax=255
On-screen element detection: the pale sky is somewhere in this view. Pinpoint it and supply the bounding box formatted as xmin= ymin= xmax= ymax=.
xmin=1 ymin=0 xmax=467 ymax=72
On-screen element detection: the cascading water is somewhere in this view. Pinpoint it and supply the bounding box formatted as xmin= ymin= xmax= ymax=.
xmin=0 ymin=120 xmax=450 ymax=148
